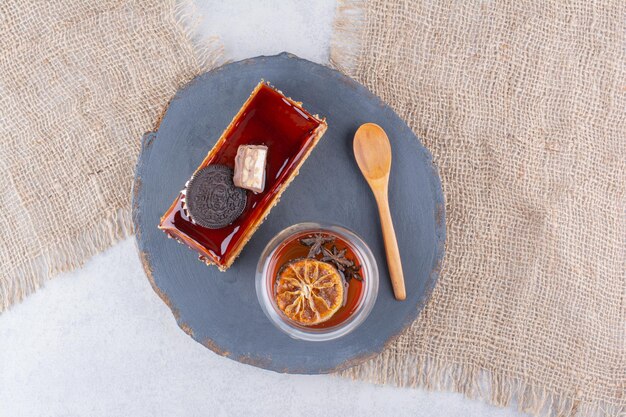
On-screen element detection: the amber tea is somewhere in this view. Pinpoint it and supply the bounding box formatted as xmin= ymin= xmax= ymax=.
xmin=268 ymin=230 xmax=366 ymax=329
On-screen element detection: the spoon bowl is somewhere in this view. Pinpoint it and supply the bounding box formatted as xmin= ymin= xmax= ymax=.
xmin=354 ymin=124 xmax=392 ymax=181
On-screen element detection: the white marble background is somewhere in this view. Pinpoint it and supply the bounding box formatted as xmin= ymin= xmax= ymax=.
xmin=0 ymin=2 xmax=526 ymax=416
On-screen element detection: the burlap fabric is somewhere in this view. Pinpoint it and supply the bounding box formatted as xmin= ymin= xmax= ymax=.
xmin=0 ymin=1 xmax=220 ymax=311
xmin=331 ymin=1 xmax=625 ymax=416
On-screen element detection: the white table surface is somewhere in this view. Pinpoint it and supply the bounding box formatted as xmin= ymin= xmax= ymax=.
xmin=0 ymin=2 xmax=526 ymax=416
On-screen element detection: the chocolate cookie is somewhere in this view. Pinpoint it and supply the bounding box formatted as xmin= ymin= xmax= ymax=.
xmin=185 ymin=165 xmax=247 ymax=229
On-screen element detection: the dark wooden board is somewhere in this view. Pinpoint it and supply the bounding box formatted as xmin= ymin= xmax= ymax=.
xmin=132 ymin=53 xmax=445 ymax=374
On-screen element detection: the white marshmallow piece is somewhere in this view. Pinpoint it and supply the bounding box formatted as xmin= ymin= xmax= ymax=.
xmin=233 ymin=145 xmax=268 ymax=193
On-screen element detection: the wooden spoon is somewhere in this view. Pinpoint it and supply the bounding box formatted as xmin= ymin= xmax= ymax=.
xmin=353 ymin=123 xmax=406 ymax=301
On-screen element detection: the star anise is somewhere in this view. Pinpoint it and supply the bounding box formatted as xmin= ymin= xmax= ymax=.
xmin=344 ymin=264 xmax=363 ymax=282
xmin=299 ymin=233 xmax=335 ymax=258
xmin=321 ymin=245 xmax=354 ymax=271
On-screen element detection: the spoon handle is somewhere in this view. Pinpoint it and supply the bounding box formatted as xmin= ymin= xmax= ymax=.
xmin=375 ymin=190 xmax=406 ymax=301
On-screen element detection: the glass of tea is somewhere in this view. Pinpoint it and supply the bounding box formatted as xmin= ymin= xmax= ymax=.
xmin=256 ymin=222 xmax=379 ymax=341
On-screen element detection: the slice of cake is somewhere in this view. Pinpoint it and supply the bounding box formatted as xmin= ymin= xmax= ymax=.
xmin=159 ymin=81 xmax=327 ymax=270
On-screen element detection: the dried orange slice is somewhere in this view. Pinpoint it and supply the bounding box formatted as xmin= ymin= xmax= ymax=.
xmin=275 ymin=258 xmax=344 ymax=326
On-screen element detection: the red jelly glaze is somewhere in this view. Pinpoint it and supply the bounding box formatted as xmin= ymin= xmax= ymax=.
xmin=160 ymin=84 xmax=325 ymax=268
